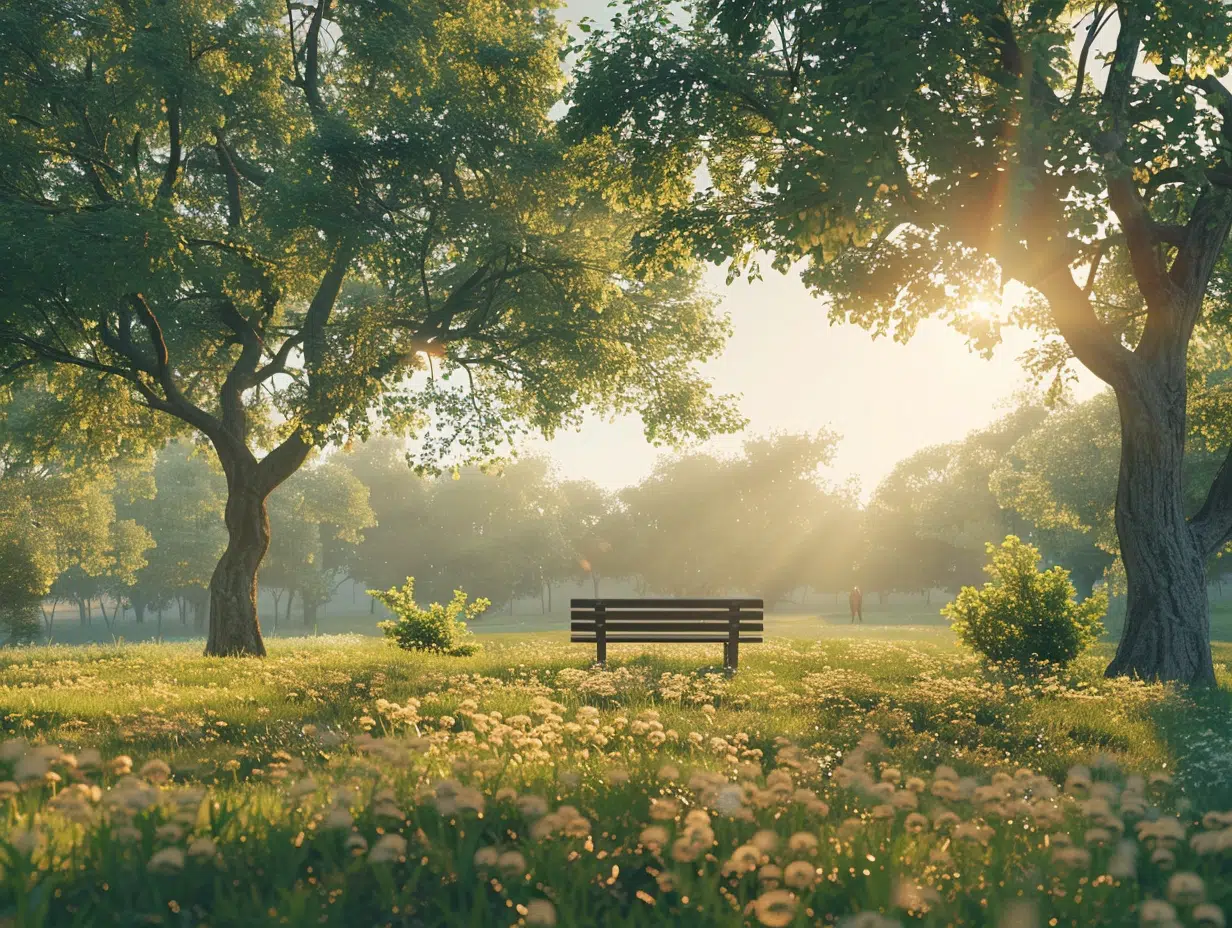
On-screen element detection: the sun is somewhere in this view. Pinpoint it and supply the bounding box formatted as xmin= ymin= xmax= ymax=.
xmin=965 ymin=297 xmax=1012 ymax=324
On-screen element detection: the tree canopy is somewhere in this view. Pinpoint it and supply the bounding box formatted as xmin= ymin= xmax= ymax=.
xmin=569 ymin=0 xmax=1232 ymax=683
xmin=0 ymin=0 xmax=740 ymax=655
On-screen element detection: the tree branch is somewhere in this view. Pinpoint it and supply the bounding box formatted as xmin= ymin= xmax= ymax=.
xmin=1167 ymin=186 xmax=1232 ymax=310
xmin=1191 ymin=444 xmax=1232 ymax=555
xmin=155 ymin=98 xmax=182 ymax=204
xmin=128 ymin=293 xmax=223 ymax=438
xmin=1195 ymin=75 xmax=1232 ymax=142
xmin=300 ymin=0 xmax=331 ymax=114
xmin=216 ymin=299 xmax=265 ymax=440
xmin=1070 ymin=4 xmax=1113 ymax=107
xmin=214 ymin=129 xmax=244 ymax=228
xmin=1102 ymin=12 xmax=1140 ymax=135
xmin=302 ymin=240 xmax=352 ymax=373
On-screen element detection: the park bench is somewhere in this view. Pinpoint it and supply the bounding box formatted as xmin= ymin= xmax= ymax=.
xmin=570 ymin=598 xmax=764 ymax=670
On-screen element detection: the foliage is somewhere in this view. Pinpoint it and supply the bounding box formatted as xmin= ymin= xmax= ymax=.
xmin=266 ymin=460 xmax=375 ymax=624
xmin=621 ymin=432 xmax=849 ymax=601
xmin=0 ymin=525 xmax=45 ymax=644
xmin=343 ymin=446 xmax=597 ymax=610
xmin=373 ymin=578 xmax=487 ymax=656
xmin=123 ymin=443 xmax=227 ymax=620
xmin=0 ymin=0 xmax=740 ymax=653
xmin=858 ymin=402 xmax=1113 ymax=598
xmin=944 ymin=536 xmax=1107 ymax=669
xmin=1 ymin=406 xmax=158 ymax=633
xmin=567 ymin=0 xmax=1232 ymax=682
xmin=558 ymin=478 xmax=637 ymax=596
xmin=993 ymin=390 xmax=1231 ymax=591
xmin=0 ymin=633 xmax=1230 ymax=924
xmin=567 ymin=0 xmax=1232 ymax=372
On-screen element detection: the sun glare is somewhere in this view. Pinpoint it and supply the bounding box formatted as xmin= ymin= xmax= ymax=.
xmin=966 ymin=297 xmax=1012 ymax=325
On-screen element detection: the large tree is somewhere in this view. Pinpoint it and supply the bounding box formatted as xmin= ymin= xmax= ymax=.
xmin=0 ymin=0 xmax=738 ymax=655
xmin=570 ymin=0 xmax=1232 ymax=682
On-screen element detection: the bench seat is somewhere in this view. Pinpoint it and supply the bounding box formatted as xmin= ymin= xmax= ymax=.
xmin=570 ymin=598 xmax=764 ymax=670
xmin=571 ymin=635 xmax=766 ymax=644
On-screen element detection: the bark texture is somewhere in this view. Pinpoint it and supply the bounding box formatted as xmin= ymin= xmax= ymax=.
xmin=205 ymin=470 xmax=270 ymax=657
xmin=1105 ymin=379 xmax=1216 ymax=685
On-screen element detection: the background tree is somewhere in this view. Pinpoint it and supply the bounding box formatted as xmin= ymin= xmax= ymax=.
xmin=620 ymin=432 xmax=840 ymax=600
xmin=863 ymin=405 xmax=1049 ymax=600
xmin=422 ymin=457 xmax=570 ymax=613
xmin=724 ymin=432 xmax=840 ymax=606
xmin=341 ymin=438 xmax=434 ymax=612
xmin=265 ymin=460 xmax=374 ymax=628
xmin=570 ymin=0 xmax=1232 ymax=682
xmin=994 ymin=382 xmax=1230 ymax=596
xmin=125 ymin=443 xmax=228 ymax=632
xmin=0 ymin=0 xmax=739 ymax=656
xmin=558 ymin=480 xmax=635 ymax=598
xmin=0 ymin=468 xmax=61 ymax=642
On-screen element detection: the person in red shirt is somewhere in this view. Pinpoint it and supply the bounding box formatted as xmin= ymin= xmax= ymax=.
xmin=849 ymin=587 xmax=863 ymax=623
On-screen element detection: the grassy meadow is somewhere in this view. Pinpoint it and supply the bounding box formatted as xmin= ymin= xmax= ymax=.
xmin=1 ymin=625 xmax=1231 ymax=927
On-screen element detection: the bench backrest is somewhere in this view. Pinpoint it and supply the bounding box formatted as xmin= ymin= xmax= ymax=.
xmin=570 ymin=598 xmax=764 ymax=639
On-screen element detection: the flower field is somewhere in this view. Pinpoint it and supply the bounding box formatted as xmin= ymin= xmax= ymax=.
xmin=1 ymin=633 xmax=1231 ymax=927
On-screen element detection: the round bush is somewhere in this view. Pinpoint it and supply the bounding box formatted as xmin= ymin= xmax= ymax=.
xmin=942 ymin=535 xmax=1106 ymax=668
xmin=371 ymin=578 xmax=488 ymax=656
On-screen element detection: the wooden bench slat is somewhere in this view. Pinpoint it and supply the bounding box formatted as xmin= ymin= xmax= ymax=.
xmin=570 ymin=610 xmax=762 ymax=622
xmin=572 ymin=635 xmax=765 ymax=644
xmin=572 ymin=621 xmax=762 ymax=633
xmin=569 ymin=598 xmax=763 ymax=670
xmin=570 ymin=598 xmax=763 ymax=609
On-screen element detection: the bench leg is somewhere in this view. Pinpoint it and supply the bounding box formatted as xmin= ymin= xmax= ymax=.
xmin=597 ymin=629 xmax=606 ymax=665
xmin=727 ymin=616 xmax=740 ymax=671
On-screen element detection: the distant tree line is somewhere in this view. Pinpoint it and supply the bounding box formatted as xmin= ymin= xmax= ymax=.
xmin=9 ymin=386 xmax=1230 ymax=643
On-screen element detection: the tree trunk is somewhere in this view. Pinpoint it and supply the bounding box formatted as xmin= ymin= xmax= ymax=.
xmin=1105 ymin=387 xmax=1215 ymax=685
xmin=132 ymin=596 xmax=145 ymax=624
xmin=98 ymin=597 xmax=114 ymax=631
xmin=270 ymin=589 xmax=282 ymax=634
xmin=205 ymin=472 xmax=270 ymax=657
xmin=303 ymin=597 xmax=318 ymax=627
xmin=77 ymin=599 xmax=88 ymax=626
xmin=40 ymin=598 xmax=58 ymax=632
xmin=591 ymin=573 xmax=600 ymax=598
xmin=369 ymin=594 xmax=376 ymax=614
xmin=285 ymin=588 xmax=295 ymax=626
xmin=192 ymin=589 xmax=208 ymax=632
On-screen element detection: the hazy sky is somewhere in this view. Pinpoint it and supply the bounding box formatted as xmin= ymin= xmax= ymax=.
xmin=531 ymin=267 xmax=1103 ymax=495
xmin=529 ymin=0 xmax=1106 ymax=496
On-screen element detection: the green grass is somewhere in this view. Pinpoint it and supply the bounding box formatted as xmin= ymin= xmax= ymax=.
xmin=1 ymin=631 xmax=1231 ymax=926
xmin=39 ymin=590 xmax=1232 ymax=647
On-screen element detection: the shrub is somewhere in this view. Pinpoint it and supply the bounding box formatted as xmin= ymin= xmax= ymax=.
xmin=942 ymin=535 xmax=1106 ymax=669
xmin=371 ymin=578 xmax=488 ymax=656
